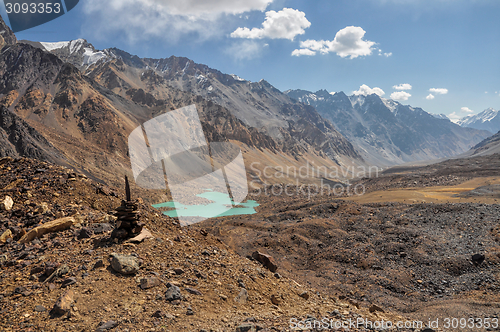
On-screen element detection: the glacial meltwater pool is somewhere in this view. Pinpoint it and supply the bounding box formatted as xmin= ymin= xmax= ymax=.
xmin=152 ymin=191 xmax=259 ymax=219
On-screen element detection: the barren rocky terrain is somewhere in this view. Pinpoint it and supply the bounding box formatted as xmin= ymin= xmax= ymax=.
xmin=201 ymin=153 xmax=500 ymax=330
xmin=0 ymin=157 xmax=407 ymax=332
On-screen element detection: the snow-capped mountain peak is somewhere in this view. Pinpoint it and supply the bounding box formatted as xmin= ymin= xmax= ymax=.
xmin=457 ymin=108 xmax=499 ymax=133
xmin=40 ymin=39 xmax=112 ymax=69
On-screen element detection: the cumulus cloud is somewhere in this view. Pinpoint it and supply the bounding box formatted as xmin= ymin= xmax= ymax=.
xmin=81 ymin=0 xmax=274 ymax=43
xmin=352 ymin=84 xmax=385 ymax=97
xmin=292 ymin=26 xmax=377 ymax=59
xmin=461 ymin=107 xmax=474 ymax=113
xmin=391 ymin=91 xmax=411 ymax=101
xmin=429 ymin=88 xmax=448 ymax=95
xmin=231 ymin=8 xmax=311 ymax=40
xmin=426 ymin=94 xmax=435 ymax=100
xmin=393 ymin=83 xmax=412 ymax=91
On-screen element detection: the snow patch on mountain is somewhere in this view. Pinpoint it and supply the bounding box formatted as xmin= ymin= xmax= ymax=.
xmin=40 ymin=41 xmax=70 ymax=52
xmin=230 ymin=74 xmax=246 ymax=82
xmin=459 ymin=108 xmax=498 ymax=126
xmin=382 ymin=98 xmax=398 ymax=113
xmin=82 ymin=48 xmax=108 ymax=66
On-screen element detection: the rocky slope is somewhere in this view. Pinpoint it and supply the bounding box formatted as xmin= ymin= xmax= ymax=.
xmin=38 ymin=41 xmax=361 ymax=163
xmin=286 ymin=89 xmax=491 ymax=166
xmin=0 ymin=156 xmax=406 ymax=331
xmin=0 ymin=15 xmax=360 ymax=191
xmin=201 ymin=153 xmax=500 ymax=324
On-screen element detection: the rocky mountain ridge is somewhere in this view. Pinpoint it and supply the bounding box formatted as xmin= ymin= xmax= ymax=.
xmin=286 ymin=89 xmax=491 ymax=166
xmin=37 ymin=40 xmax=361 ymax=163
xmin=457 ymin=108 xmax=500 ymax=134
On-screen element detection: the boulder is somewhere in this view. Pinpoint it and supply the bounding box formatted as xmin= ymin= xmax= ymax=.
xmin=109 ymin=253 xmax=139 ymax=275
xmin=252 ymin=251 xmax=278 ymax=272
xmin=19 ymin=217 xmax=76 ymax=244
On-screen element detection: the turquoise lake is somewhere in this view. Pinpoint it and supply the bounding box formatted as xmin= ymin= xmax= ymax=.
xmin=152 ymin=191 xmax=259 ymax=219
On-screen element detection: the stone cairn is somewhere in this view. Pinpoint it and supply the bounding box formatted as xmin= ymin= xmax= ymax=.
xmin=111 ymin=176 xmax=144 ymax=240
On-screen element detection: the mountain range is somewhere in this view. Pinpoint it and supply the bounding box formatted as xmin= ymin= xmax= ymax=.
xmin=286 ymin=89 xmax=490 ymax=165
xmin=0 ymin=14 xmax=496 ymax=185
xmin=457 ymin=108 xmax=500 ymax=134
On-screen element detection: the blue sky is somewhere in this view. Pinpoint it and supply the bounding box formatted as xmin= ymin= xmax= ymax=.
xmin=2 ymin=0 xmax=499 ymax=120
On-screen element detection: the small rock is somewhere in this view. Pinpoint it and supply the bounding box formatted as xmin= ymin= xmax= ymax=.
xmin=0 ymin=196 xmax=13 ymax=211
xmin=92 ymin=223 xmax=113 ymax=234
xmin=299 ymin=291 xmax=309 ymax=300
xmin=0 ymin=229 xmax=13 ymax=243
xmin=95 ymin=320 xmax=118 ymax=331
xmin=186 ymin=306 xmax=194 ymax=315
xmin=92 ymin=260 xmax=105 ymax=270
xmin=185 ymin=287 xmax=203 ymax=295
xmin=236 ymin=324 xmax=256 ymax=332
xmin=14 ymin=286 xmax=31 ymax=297
xmin=165 ymin=284 xmax=182 ymax=302
xmin=140 ymin=276 xmax=161 ymax=290
xmin=110 ymin=253 xmax=139 ymax=275
xmin=36 ymin=203 xmax=49 ymax=214
xmin=368 ymin=304 xmax=385 ymax=313
xmin=472 ymin=253 xmax=485 ymax=265
xmin=77 ymin=227 xmax=93 ymax=240
xmin=270 ymin=294 xmax=281 ymax=305
xmin=274 ymin=273 xmax=281 ymax=279
xmin=194 ymin=269 xmax=206 ymax=279
xmin=51 ymin=290 xmax=74 ymax=316
xmin=173 ymin=268 xmax=185 ymax=275
xmin=251 ymin=251 xmax=278 ymax=272
xmin=152 ymin=310 xmax=166 ymax=318
xmin=234 ymin=288 xmax=248 ymax=304
xmin=34 ymin=305 xmax=46 ymax=312
xmin=61 ymin=277 xmax=77 ymax=288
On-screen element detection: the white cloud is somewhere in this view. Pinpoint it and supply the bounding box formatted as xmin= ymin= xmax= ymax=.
xmin=291 ymin=48 xmax=316 ymax=56
xmin=352 ymin=84 xmax=385 ymax=97
xmin=393 ymin=83 xmax=412 ymax=91
xmin=292 ymin=26 xmax=377 ymax=59
xmin=391 ymin=91 xmax=411 ymax=101
xmin=429 ymin=88 xmax=448 ymax=95
xmin=449 ymin=107 xmax=476 ymax=123
xmin=378 ymin=49 xmax=392 ymax=57
xmin=231 ymin=8 xmax=311 ymax=41
xmin=225 ymin=40 xmax=267 ymax=60
xmin=426 ymin=94 xmax=435 ymax=100
xmin=448 ymin=112 xmax=461 ymax=124
xmin=82 ymin=0 xmax=274 ymax=43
